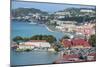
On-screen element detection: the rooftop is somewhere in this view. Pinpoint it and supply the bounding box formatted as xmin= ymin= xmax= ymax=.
xmin=62 ymin=38 xmax=91 ymax=48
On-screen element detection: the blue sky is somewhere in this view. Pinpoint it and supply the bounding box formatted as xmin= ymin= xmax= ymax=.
xmin=12 ymin=1 xmax=95 ymax=13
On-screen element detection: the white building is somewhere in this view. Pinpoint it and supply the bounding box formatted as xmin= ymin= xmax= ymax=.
xmin=19 ymin=40 xmax=51 ymax=49
xmin=56 ymin=20 xmax=77 ymax=25
xmin=55 ymin=26 xmax=66 ymax=32
xmin=55 ymin=21 xmax=77 ymax=32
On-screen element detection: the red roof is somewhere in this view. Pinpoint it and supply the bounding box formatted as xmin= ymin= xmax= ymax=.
xmin=62 ymin=38 xmax=90 ymax=48
xmin=63 ymin=54 xmax=79 ymax=59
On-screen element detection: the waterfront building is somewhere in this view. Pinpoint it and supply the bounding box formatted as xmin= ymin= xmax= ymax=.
xmin=19 ymin=40 xmax=51 ymax=49
xmin=55 ymin=26 xmax=66 ymax=32
xmin=18 ymin=44 xmax=35 ymax=49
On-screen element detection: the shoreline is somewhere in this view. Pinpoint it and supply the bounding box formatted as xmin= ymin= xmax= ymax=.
xmin=44 ymin=25 xmax=55 ymax=32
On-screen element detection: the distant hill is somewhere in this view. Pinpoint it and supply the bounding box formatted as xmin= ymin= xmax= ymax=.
xmin=12 ymin=8 xmax=48 ymax=17
xmin=54 ymin=8 xmax=96 ymax=23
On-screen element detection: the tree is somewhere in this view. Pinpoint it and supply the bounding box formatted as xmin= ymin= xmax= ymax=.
xmin=13 ymin=36 xmax=23 ymax=41
xmin=13 ymin=36 xmax=23 ymax=45
xmin=23 ymin=37 xmax=30 ymax=41
xmin=61 ymin=35 xmax=70 ymax=40
xmin=30 ymin=35 xmax=56 ymax=43
xmin=89 ymin=35 xmax=96 ymax=47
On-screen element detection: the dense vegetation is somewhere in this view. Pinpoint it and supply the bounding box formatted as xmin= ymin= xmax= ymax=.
xmin=55 ymin=8 xmax=96 ymax=23
xmin=63 ymin=35 xmax=70 ymax=39
xmin=58 ymin=8 xmax=96 ymax=16
xmin=13 ymin=35 xmax=57 ymax=43
xmin=89 ymin=34 xmax=96 ymax=47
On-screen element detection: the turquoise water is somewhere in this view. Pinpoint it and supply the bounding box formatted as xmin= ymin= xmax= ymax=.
xmin=11 ymin=21 xmax=64 ymax=40
xmin=11 ymin=21 xmax=64 ymax=66
xmin=11 ymin=51 xmax=59 ymax=66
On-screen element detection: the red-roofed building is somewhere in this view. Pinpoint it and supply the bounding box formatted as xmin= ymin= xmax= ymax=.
xmin=62 ymin=38 xmax=91 ymax=48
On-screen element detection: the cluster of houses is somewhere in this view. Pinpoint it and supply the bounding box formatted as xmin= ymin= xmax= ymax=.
xmin=61 ymin=38 xmax=91 ymax=48
xmin=50 ymin=8 xmax=96 ymax=37
xmin=54 ymin=11 xmax=71 ymax=19
xmin=54 ymin=33 xmax=96 ymax=63
xmin=54 ymin=38 xmax=96 ymax=63
xmin=54 ymin=47 xmax=96 ymax=63
xmin=74 ymin=22 xmax=95 ymax=36
xmin=57 ymin=51 xmax=96 ymax=63
xmin=55 ymin=20 xmax=77 ymax=32
xmin=12 ymin=13 xmax=49 ymax=21
xmin=79 ymin=9 xmax=96 ymax=17
xmin=51 ymin=19 xmax=95 ymax=37
xmin=53 ymin=8 xmax=95 ymax=19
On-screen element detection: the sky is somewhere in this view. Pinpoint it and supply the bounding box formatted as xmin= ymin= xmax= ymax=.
xmin=12 ymin=1 xmax=96 ymax=13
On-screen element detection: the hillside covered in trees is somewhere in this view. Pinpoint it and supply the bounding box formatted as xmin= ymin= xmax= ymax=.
xmin=12 ymin=8 xmax=48 ymax=17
